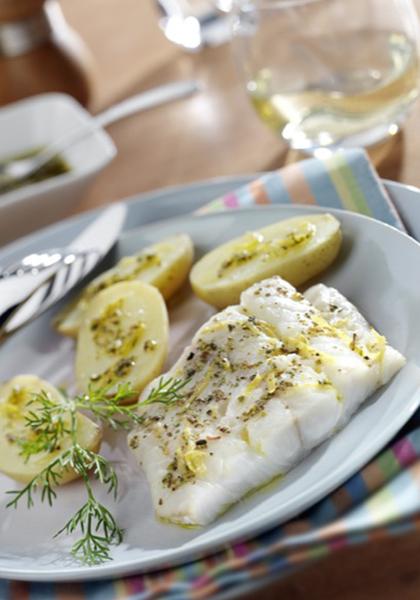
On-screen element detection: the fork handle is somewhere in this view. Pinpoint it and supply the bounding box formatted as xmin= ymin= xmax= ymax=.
xmin=94 ymin=79 xmax=199 ymax=128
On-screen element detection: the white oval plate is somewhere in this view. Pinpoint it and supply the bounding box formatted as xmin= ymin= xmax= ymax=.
xmin=1 ymin=196 xmax=420 ymax=582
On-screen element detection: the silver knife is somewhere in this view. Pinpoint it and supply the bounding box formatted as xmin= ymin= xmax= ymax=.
xmin=0 ymin=203 xmax=126 ymax=336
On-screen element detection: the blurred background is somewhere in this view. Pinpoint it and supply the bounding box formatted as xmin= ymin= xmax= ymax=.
xmin=2 ymin=0 xmax=420 ymax=217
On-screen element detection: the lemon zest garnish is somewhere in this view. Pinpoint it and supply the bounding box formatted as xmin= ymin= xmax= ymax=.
xmin=187 ymin=367 xmax=214 ymax=405
xmin=240 ymin=427 xmax=250 ymax=445
xmin=246 ymin=319 xmax=279 ymax=341
xmin=221 ymin=357 xmax=231 ymax=371
xmin=244 ymin=374 xmax=263 ymax=397
xmin=201 ymin=320 xmax=228 ymax=335
xmin=0 ymin=404 xmax=20 ymax=419
xmin=266 ymin=371 xmax=278 ymax=394
xmin=183 ymin=450 xmax=207 ymax=476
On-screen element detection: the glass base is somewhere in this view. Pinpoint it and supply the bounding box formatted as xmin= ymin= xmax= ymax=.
xmin=283 ymin=114 xmax=409 ymax=156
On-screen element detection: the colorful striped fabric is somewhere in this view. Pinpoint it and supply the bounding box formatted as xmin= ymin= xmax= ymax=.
xmin=2 ymin=148 xmax=418 ymax=600
xmin=199 ymin=148 xmax=404 ymax=230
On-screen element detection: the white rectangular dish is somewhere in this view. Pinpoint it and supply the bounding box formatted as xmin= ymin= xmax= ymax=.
xmin=0 ymin=94 xmax=116 ymax=245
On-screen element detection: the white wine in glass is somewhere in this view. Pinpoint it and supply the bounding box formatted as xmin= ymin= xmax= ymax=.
xmin=232 ymin=0 xmax=420 ymax=151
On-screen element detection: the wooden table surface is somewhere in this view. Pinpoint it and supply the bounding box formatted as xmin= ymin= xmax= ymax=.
xmin=58 ymin=0 xmax=420 ymax=213
xmin=4 ymin=0 xmax=420 ymax=596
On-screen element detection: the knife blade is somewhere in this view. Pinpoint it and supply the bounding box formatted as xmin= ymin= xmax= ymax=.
xmin=0 ymin=202 xmax=126 ymax=336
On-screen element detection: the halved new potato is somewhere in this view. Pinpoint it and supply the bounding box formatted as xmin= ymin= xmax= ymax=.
xmin=55 ymin=234 xmax=193 ymax=337
xmin=0 ymin=375 xmax=101 ymax=484
xmin=190 ymin=214 xmax=342 ymax=308
xmin=76 ymin=280 xmax=169 ymax=395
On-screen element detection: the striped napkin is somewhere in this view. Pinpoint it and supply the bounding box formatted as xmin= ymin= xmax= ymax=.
xmin=2 ymin=148 xmax=417 ymax=600
xmin=199 ymin=148 xmax=403 ymax=229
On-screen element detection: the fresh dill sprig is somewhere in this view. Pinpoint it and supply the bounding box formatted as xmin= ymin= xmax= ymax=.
xmin=6 ymin=376 xmax=188 ymax=565
xmin=17 ymin=390 xmax=71 ymax=459
xmin=73 ymin=377 xmax=190 ymax=430
xmin=56 ymin=490 xmax=123 ymax=565
xmin=141 ymin=376 xmax=191 ymax=406
xmin=6 ymin=451 xmax=65 ymax=509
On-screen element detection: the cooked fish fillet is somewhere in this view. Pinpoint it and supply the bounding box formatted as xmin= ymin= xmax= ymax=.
xmin=128 ymin=277 xmax=405 ymax=526
xmin=242 ymin=277 xmax=405 ymax=425
xmin=303 ymin=283 xmax=405 ymax=386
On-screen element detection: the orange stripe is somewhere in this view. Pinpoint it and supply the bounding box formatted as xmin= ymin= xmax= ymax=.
xmin=362 ymin=461 xmax=388 ymax=492
xmin=282 ymin=520 xmax=313 ymax=536
xmin=330 ymin=486 xmax=353 ymax=514
xmin=281 ymin=162 xmax=316 ymax=205
xmin=56 ymin=583 xmax=84 ymax=600
xmin=288 ymin=546 xmax=327 ymax=565
xmin=316 ymin=519 xmax=348 ymax=540
xmin=192 ymin=581 xmax=219 ymax=599
xmin=250 ymin=179 xmax=271 ymax=205
xmin=406 ymin=462 xmax=420 ymax=488
xmin=412 ymin=515 xmax=420 ymax=530
xmin=368 ymin=527 xmax=388 ymax=542
xmin=10 ymin=581 xmax=29 ymax=600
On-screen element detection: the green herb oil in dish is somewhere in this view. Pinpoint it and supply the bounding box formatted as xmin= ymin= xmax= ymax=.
xmin=0 ymin=147 xmax=71 ymax=195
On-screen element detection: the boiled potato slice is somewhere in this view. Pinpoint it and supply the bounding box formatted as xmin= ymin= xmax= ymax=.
xmin=190 ymin=214 xmax=342 ymax=308
xmin=55 ymin=234 xmax=193 ymax=337
xmin=0 ymin=375 xmax=101 ymax=484
xmin=76 ymin=280 xmax=169 ymax=395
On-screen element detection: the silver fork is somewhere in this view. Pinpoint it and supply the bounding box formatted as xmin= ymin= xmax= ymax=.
xmin=0 ymin=249 xmax=100 ymax=335
xmin=0 ymin=247 xmax=100 ymax=279
xmin=0 ymin=203 xmax=126 ymax=337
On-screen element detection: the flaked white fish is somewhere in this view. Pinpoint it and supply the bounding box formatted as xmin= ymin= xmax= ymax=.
xmin=242 ymin=278 xmax=405 ymax=425
xmin=128 ymin=276 xmax=405 ymax=526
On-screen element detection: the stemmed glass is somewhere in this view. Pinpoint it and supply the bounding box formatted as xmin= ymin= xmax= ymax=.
xmin=231 ymin=0 xmax=420 ymax=152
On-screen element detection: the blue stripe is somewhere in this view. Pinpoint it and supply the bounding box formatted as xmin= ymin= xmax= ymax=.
xmin=218 ymin=570 xmax=251 ymax=586
xmin=408 ymin=429 xmax=420 ymax=451
xmin=181 ymin=558 xmax=205 ymax=579
xmin=261 ymin=172 xmax=292 ymax=204
xmin=28 ymin=582 xmax=55 ymax=600
xmin=308 ymin=497 xmax=339 ymax=526
xmin=82 ymin=581 xmax=116 ymax=600
xmin=346 ymin=472 xmax=369 ymax=504
xmin=300 ymin=156 xmax=344 ymax=209
xmin=258 ymin=524 xmax=286 ymax=546
xmin=235 ymin=183 xmax=258 ymax=208
xmin=347 ymin=530 xmax=370 ymax=545
xmin=266 ymin=554 xmax=290 ymax=571
xmin=405 ymin=408 xmax=420 ymax=430
xmin=0 ymin=580 xmax=10 ymax=600
xmin=389 ymin=517 xmax=418 ymax=536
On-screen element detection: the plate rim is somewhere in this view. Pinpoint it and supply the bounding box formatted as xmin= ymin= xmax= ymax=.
xmin=3 ymin=174 xmax=417 ymax=257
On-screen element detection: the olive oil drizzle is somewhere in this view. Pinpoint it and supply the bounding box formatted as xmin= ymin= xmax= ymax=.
xmin=90 ymin=299 xmax=145 ymax=357
xmin=217 ymin=224 xmax=316 ymax=277
xmin=0 ymin=147 xmax=70 ymax=195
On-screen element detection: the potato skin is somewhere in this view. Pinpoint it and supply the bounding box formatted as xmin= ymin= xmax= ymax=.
xmin=190 ymin=214 xmax=342 ymax=309
xmin=55 ymin=234 xmax=193 ymax=337
xmin=0 ymin=375 xmax=102 ymax=484
xmin=151 ymin=234 xmax=194 ymax=301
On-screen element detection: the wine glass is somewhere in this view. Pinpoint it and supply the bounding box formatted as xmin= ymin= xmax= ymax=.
xmin=231 ymin=0 xmax=420 ymax=153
